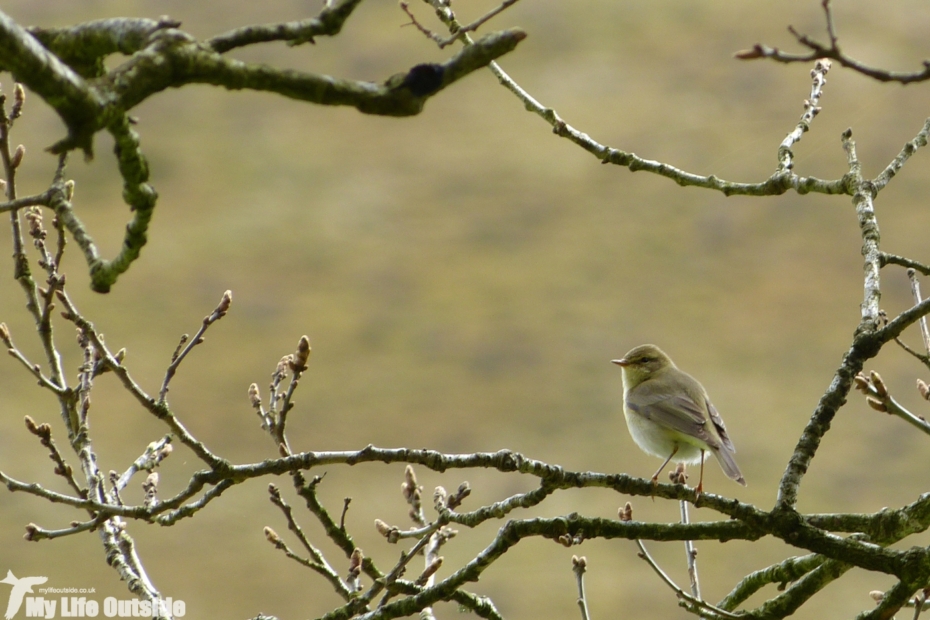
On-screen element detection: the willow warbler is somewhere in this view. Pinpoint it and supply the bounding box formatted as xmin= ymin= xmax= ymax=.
xmin=612 ymin=344 xmax=745 ymax=494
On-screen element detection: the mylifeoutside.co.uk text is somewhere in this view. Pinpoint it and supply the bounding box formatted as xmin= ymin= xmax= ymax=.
xmin=23 ymin=596 xmax=185 ymax=617
xmin=38 ymin=588 xmax=96 ymax=595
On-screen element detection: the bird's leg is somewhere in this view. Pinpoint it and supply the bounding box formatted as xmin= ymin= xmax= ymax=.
xmin=694 ymin=449 xmax=706 ymax=499
xmin=650 ymin=445 xmax=679 ymax=499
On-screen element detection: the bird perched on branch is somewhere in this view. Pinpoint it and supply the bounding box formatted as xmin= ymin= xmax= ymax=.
xmin=612 ymin=344 xmax=745 ymax=496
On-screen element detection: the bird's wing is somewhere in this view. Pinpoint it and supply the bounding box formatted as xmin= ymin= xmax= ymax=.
xmin=706 ymin=400 xmax=736 ymax=452
xmin=626 ymin=381 xmax=720 ymax=449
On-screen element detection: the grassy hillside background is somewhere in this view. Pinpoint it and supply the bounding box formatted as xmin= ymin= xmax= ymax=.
xmin=2 ymin=1 xmax=930 ymax=618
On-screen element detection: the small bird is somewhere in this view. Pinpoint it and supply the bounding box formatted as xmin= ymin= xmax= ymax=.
xmin=612 ymin=344 xmax=745 ymax=495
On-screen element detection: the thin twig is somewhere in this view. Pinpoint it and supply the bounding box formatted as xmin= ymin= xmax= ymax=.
xmin=152 ymin=480 xmax=236 ymax=526
xmin=23 ymin=513 xmax=110 ymax=541
xmin=635 ymin=540 xmax=742 ymax=619
xmin=907 ymin=269 xmax=930 ymax=355
xmin=267 ymin=484 xmax=352 ymax=600
xmin=873 ymin=118 xmax=930 ymax=192
xmin=112 ymin=436 xmax=173 ymax=494
xmin=158 ymin=290 xmax=232 ymax=403
xmin=23 ymin=415 xmax=86 ymax=498
xmin=364 ymin=526 xmax=438 ymax=605
xmin=881 ymin=253 xmax=930 ymax=276
xmin=293 ymin=472 xmax=385 ymax=583
xmin=264 ymin=526 xmax=352 ymax=600
xmin=776 ymin=58 xmax=831 ymax=174
xmin=681 ymin=499 xmax=702 ymax=600
xmin=854 ymin=372 xmax=930 ymax=436
xmin=894 ymin=338 xmax=930 ymax=373
xmin=671 ymin=463 xmax=702 ymax=601
xmin=572 ymin=556 xmax=592 ymax=620
xmin=55 ymin=289 xmax=227 ymax=469
xmin=275 ymin=335 xmax=310 ymax=454
xmin=402 ymin=0 xmax=523 ymax=49
xmin=3 ymin=340 xmax=68 ymax=394
xmin=377 ymin=520 xmax=437 ymax=541
xmin=340 ymin=497 xmax=351 ymax=530
xmin=0 ymin=190 xmax=53 ymax=213
xmin=735 ymin=0 xmax=930 ymax=84
xmin=447 ymin=0 xmax=522 ymax=43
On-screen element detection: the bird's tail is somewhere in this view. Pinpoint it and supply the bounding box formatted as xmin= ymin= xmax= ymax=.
xmin=712 ymin=446 xmax=746 ymax=486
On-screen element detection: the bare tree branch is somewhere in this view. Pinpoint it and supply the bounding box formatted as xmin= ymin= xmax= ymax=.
xmin=736 ymin=0 xmax=930 ymax=84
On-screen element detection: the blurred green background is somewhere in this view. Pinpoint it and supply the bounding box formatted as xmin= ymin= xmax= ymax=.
xmin=2 ymin=0 xmax=930 ymax=618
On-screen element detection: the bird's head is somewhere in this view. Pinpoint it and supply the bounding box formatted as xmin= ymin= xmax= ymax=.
xmin=612 ymin=344 xmax=674 ymax=387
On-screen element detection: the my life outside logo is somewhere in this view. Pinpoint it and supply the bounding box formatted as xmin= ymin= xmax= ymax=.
xmin=1 ymin=570 xmax=185 ymax=618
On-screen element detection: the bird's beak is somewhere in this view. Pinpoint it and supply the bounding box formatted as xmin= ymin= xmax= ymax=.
xmin=611 ymin=358 xmax=629 ymax=367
